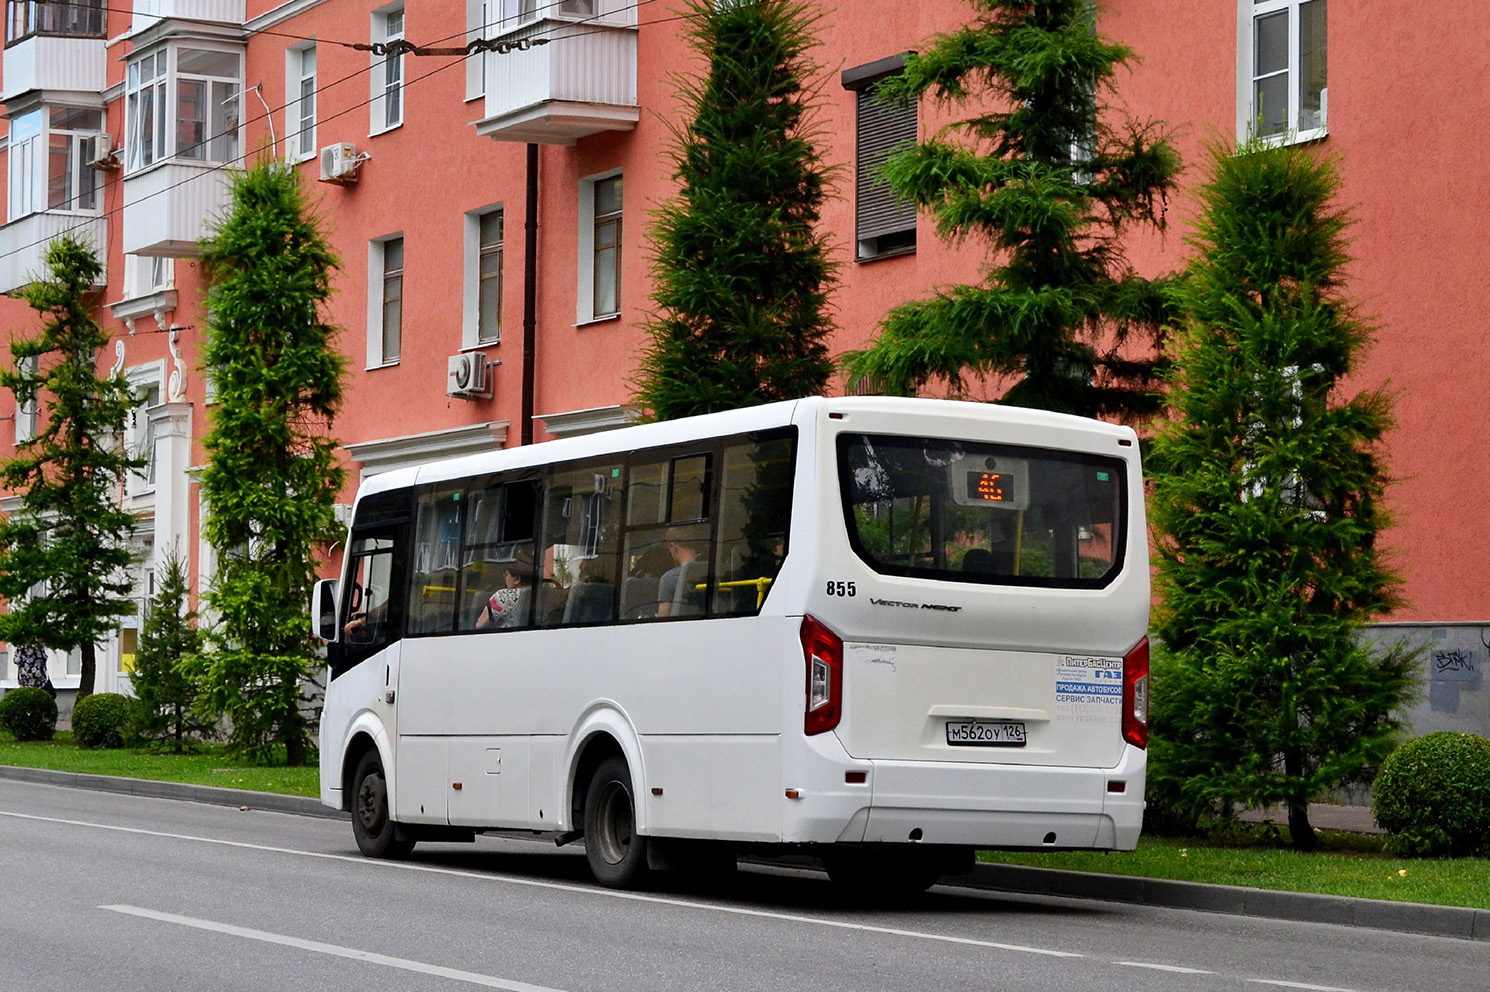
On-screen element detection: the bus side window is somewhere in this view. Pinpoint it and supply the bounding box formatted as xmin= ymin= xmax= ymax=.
xmin=713 ymin=433 xmax=794 ymax=615
xmin=538 ymin=462 xmax=622 ymax=627
xmin=408 ymin=486 xmax=463 ymax=635
xmin=458 ymin=477 xmax=539 ymax=632
xmin=343 ymin=536 xmax=395 ymax=649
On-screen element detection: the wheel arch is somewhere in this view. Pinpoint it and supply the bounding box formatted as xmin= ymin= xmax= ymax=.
xmin=339 ymin=718 xmax=392 ymax=814
xmin=565 ymin=703 xmax=646 ymax=835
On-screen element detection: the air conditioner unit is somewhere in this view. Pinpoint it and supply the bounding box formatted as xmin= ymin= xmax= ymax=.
xmin=447 ymin=353 xmax=493 ymax=399
xmin=87 ymin=133 xmax=118 ymax=170
xmin=319 ymin=143 xmax=361 ymax=183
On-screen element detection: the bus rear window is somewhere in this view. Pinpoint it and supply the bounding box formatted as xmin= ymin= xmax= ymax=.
xmin=838 ymin=433 xmax=1126 ymax=589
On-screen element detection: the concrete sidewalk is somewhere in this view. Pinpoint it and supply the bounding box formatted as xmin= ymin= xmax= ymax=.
xmin=2 ymin=764 xmax=1483 ymax=942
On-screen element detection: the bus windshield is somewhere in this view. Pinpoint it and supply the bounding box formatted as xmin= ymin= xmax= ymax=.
xmin=838 ymin=433 xmax=1126 ymax=588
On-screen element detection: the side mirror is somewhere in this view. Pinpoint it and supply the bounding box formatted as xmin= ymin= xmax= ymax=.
xmin=311 ymin=579 xmax=340 ymax=642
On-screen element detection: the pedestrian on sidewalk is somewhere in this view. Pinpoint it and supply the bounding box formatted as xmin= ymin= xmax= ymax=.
xmin=13 ymin=643 xmax=54 ymax=698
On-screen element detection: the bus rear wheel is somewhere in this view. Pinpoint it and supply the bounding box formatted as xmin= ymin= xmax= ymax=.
xmin=351 ymin=752 xmax=415 ymax=859
xmin=584 ymin=756 xmax=649 ymax=888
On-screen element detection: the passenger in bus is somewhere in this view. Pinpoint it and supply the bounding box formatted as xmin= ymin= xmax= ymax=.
xmin=656 ymin=538 xmax=705 ymax=617
xmin=476 ymin=565 xmax=531 ymax=630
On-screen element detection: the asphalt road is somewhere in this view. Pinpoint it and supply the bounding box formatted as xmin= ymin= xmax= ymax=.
xmin=3 ymin=778 xmax=1485 ymax=992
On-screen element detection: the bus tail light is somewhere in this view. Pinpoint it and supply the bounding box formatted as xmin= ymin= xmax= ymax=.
xmin=1122 ymin=636 xmax=1150 ymax=750
xmin=801 ymin=615 xmax=843 ymax=736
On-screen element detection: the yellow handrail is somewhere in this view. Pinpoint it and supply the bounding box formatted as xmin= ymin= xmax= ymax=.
xmin=709 ymin=576 xmax=775 ymax=610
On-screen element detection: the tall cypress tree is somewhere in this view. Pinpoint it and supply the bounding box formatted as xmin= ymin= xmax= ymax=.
xmin=633 ymin=0 xmax=836 ymax=420
xmin=844 ymin=0 xmax=1179 ymax=419
xmin=0 ymin=236 xmax=141 ymax=700
xmin=1147 ymin=139 xmax=1415 ymax=851
xmin=193 ymin=163 xmax=346 ymax=766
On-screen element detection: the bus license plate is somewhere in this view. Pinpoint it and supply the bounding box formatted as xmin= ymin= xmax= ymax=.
xmin=945 ymin=720 xmax=1027 ymax=747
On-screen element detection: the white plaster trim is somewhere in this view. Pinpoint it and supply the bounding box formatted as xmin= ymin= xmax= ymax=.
xmin=534 ymin=404 xmax=639 ymax=439
xmin=345 ymin=421 xmax=511 ymax=477
xmin=111 ymin=289 xmax=178 ymax=326
xmin=246 ymin=0 xmax=328 ymax=33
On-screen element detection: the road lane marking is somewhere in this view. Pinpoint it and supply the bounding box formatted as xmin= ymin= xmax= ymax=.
xmin=1 ymin=809 xmax=1082 ymax=960
xmin=1246 ymin=981 xmax=1358 ymax=992
xmin=102 ymin=905 xmax=567 ymax=992
xmin=1116 ymin=961 xmax=1214 ymax=974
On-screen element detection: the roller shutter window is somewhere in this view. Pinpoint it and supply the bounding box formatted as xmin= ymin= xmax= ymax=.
xmin=854 ymin=79 xmax=917 ymax=260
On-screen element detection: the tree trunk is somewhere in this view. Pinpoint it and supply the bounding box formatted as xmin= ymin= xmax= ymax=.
xmin=1283 ymin=743 xmax=1317 ymax=851
xmin=77 ymin=640 xmax=96 ymax=702
xmin=283 ymin=707 xmax=308 ymax=767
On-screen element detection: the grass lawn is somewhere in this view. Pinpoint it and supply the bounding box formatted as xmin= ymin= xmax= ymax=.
xmin=980 ymin=831 xmax=1490 ymax=910
xmin=0 ymin=734 xmax=319 ymax=797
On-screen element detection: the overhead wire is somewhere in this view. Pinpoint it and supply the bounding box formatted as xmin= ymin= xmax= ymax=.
xmin=0 ymin=0 xmax=718 ymax=268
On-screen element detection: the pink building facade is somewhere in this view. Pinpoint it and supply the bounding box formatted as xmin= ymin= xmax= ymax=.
xmin=0 ymin=1 xmax=1484 ymax=718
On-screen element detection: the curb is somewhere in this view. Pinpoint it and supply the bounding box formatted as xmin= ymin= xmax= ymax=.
xmin=957 ymin=862 xmax=1490 ymax=943
xmin=0 ymin=764 xmax=344 ymax=820
xmin=4 ymin=764 xmax=1485 ymax=942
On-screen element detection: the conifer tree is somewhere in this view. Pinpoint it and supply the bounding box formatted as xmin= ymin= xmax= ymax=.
xmin=130 ymin=550 xmax=213 ymax=751
xmin=1147 ymin=139 xmax=1415 ymax=851
xmin=193 ymin=163 xmax=346 ymax=766
xmin=844 ymin=0 xmax=1179 ymax=419
xmin=0 ymin=236 xmax=141 ymax=700
xmin=633 ymin=0 xmax=836 ymax=420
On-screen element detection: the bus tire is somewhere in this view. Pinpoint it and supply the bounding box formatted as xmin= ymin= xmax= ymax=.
xmin=584 ymin=756 xmax=649 ymax=888
xmin=351 ymin=751 xmax=415 ymax=859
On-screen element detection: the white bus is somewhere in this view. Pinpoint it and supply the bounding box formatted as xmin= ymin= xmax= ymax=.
xmin=312 ymin=396 xmax=1150 ymax=890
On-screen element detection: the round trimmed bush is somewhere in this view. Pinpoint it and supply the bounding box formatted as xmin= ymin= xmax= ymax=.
xmin=71 ymin=692 xmax=134 ymax=749
xmin=0 ymin=686 xmax=59 ymax=741
xmin=1373 ymin=731 xmax=1490 ymax=857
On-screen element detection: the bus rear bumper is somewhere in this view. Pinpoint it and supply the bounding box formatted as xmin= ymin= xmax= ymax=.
xmin=783 ymin=744 xmax=1146 ymax=851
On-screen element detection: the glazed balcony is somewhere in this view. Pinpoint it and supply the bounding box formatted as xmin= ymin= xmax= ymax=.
xmin=128 ymin=0 xmax=244 ymax=34
xmin=2 ymin=1 xmax=106 ymax=102
xmin=0 ymin=211 xmax=106 ymax=294
xmin=474 ymin=13 xmax=637 ymax=145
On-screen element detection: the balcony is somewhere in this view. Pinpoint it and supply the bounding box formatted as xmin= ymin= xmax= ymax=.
xmin=128 ymin=0 xmax=244 ymax=35
xmin=2 ymin=2 xmax=106 ymax=103
xmin=122 ymin=161 xmax=231 ymax=257
xmin=474 ymin=18 xmax=638 ymax=145
xmin=0 ymin=211 xmax=106 ymax=294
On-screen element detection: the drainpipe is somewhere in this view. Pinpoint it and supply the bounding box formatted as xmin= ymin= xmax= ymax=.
xmin=521 ymin=142 xmax=538 ymax=446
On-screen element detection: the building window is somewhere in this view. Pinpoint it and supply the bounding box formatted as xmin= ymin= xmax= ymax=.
xmin=466 ymin=0 xmax=490 ymax=99
xmin=5 ymin=0 xmax=105 ymax=43
xmin=1240 ymin=0 xmax=1326 ymax=141
xmin=126 ymin=381 xmax=161 ymax=497
xmin=287 ymin=43 xmax=317 ymax=161
xmin=842 ymin=56 xmax=917 ymax=261
xmin=125 ymin=46 xmax=242 ymax=171
xmin=371 ymin=5 xmax=405 ymax=133
xmin=579 ymin=173 xmax=622 ymax=321
xmin=13 ymin=356 xmax=38 ymax=443
xmin=369 ymin=236 xmax=404 ymax=366
xmin=7 ymin=106 xmax=104 ymax=219
xmin=478 ymin=210 xmax=503 ymax=343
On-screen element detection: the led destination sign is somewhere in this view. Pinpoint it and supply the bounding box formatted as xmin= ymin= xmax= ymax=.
xmin=967 ymin=471 xmax=1014 ymax=503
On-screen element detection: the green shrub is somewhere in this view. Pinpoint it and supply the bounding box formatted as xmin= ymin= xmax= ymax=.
xmin=0 ymin=686 xmax=58 ymax=741
xmin=71 ymin=692 xmax=135 ymax=749
xmin=1373 ymin=731 xmax=1490 ymax=857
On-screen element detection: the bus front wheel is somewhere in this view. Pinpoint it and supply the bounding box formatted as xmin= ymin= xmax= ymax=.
xmin=584 ymin=756 xmax=649 ymax=888
xmin=351 ymin=752 xmax=415 ymax=859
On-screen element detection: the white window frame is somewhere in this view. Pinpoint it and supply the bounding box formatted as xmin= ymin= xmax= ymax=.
xmin=1237 ymin=0 xmax=1327 ymax=144
xmin=123 ymin=362 xmax=166 ymax=499
xmin=125 ymin=44 xmax=243 ymax=172
xmin=576 ymin=169 xmax=622 ymax=325
xmin=123 ymin=254 xmax=175 ymax=299
xmin=463 ymin=205 xmax=504 ymax=348
xmin=370 ymin=4 xmax=405 ymax=135
xmin=367 ymin=234 xmax=405 ymax=368
xmin=465 ymin=0 xmax=490 ymax=101
xmin=13 ymin=356 xmax=38 ymax=443
xmin=286 ymin=42 xmax=317 ymax=162
xmin=7 ymin=106 xmax=104 ymax=219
